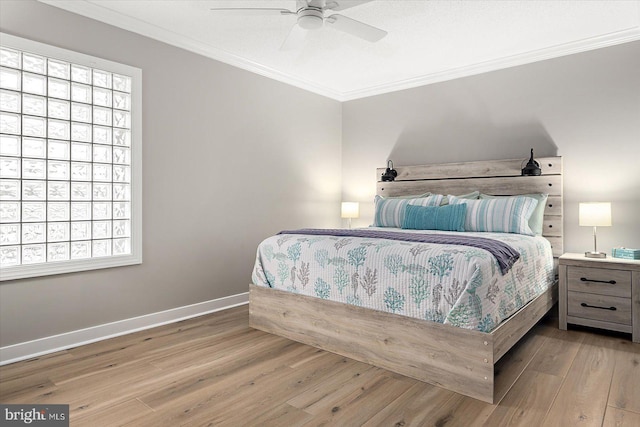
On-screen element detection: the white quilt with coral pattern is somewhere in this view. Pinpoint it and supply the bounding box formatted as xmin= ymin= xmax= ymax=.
xmin=252 ymin=228 xmax=554 ymax=332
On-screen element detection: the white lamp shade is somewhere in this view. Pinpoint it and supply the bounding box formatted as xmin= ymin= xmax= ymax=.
xmin=579 ymin=202 xmax=612 ymax=227
xmin=341 ymin=202 xmax=360 ymax=219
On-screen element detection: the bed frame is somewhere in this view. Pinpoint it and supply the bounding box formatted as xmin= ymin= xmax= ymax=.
xmin=249 ymin=156 xmax=563 ymax=403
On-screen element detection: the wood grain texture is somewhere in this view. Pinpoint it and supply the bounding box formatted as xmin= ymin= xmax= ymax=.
xmin=527 ymin=326 xmax=585 ymax=378
xmin=492 ymin=283 xmax=557 ymax=362
xmin=547 ymin=236 xmax=563 ymax=258
xmin=377 ymin=174 xmax=562 ymax=198
xmin=484 ymin=370 xmax=564 ymax=427
xmin=567 ymin=291 xmax=631 ymax=325
xmin=542 ymin=333 xmax=617 ymax=426
xmin=250 ymin=284 xmax=495 ymax=402
xmin=180 ymin=351 xmax=354 ymax=426
xmin=243 ymin=403 xmax=314 ymax=426
xmin=287 ymin=364 xmax=382 ymax=414
xmin=544 ymin=195 xmax=563 ymax=215
xmin=300 ymin=374 xmax=414 ymax=426
xmin=558 ymin=253 xmax=640 ymax=271
xmin=633 ymin=271 xmax=639 ymax=343
xmin=413 ymin=392 xmax=498 ymax=427
xmin=560 ymin=253 xmax=640 ymax=342
xmin=602 ymin=406 xmax=640 ymax=427
xmin=559 ymin=264 xmax=568 ymax=330
xmin=608 ymin=339 xmax=640 ymax=413
xmin=567 ymin=267 xmax=632 ymax=298
xmin=136 ymin=337 xmax=306 ymax=412
xmin=250 ymin=284 xmax=557 ymax=404
xmin=492 ymin=322 xmax=548 ymax=403
xmin=565 ymin=315 xmax=633 ymax=334
xmin=542 ymin=216 xmax=563 ymax=237
xmin=376 ymin=157 xmax=562 ymax=181
xmin=2 ymin=305 xmax=639 ymax=427
xmin=72 ymin=399 xmax=154 ymax=426
xmin=361 ymin=381 xmax=456 ymax=427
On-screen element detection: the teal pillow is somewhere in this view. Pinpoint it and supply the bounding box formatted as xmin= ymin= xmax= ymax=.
xmin=374 ymin=194 xmax=444 ymax=228
xmin=402 ymin=204 xmax=467 ymax=231
xmin=480 ymin=193 xmax=548 ymax=235
xmin=449 ymin=195 xmax=538 ymax=235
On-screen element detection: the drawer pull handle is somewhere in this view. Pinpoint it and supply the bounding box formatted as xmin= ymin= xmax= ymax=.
xmin=580 ymin=277 xmax=616 ymax=285
xmin=580 ymin=302 xmax=617 ymax=311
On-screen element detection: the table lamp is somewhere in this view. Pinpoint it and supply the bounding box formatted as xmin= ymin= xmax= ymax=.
xmin=579 ymin=202 xmax=611 ymax=258
xmin=341 ymin=202 xmax=359 ymax=229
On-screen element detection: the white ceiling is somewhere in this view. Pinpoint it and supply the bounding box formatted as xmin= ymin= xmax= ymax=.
xmin=40 ymin=0 xmax=640 ymax=101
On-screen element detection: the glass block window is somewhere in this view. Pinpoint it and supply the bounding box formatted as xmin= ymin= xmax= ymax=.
xmin=0 ymin=33 xmax=141 ymax=281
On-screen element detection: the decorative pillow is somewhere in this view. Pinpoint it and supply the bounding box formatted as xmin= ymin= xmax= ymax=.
xmin=374 ymin=194 xmax=444 ymax=228
xmin=480 ymin=193 xmax=548 ymax=235
xmin=402 ymin=203 xmax=467 ymax=232
xmin=440 ymin=190 xmax=480 ymax=206
xmin=387 ymin=192 xmax=431 ymax=199
xmin=448 ymin=195 xmax=538 ymax=235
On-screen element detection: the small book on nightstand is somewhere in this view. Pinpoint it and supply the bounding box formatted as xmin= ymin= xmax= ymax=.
xmin=612 ymin=247 xmax=640 ymax=260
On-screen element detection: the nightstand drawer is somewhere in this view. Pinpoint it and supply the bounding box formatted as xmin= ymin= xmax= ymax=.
xmin=567 ymin=266 xmax=631 ymax=298
xmin=567 ymin=291 xmax=631 ymax=325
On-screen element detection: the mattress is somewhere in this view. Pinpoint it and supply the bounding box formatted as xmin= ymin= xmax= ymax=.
xmin=252 ymin=228 xmax=555 ymax=332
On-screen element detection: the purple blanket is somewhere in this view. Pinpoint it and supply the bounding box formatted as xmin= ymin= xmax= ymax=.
xmin=277 ymin=228 xmax=520 ymax=274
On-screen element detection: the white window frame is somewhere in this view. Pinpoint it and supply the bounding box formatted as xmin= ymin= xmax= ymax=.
xmin=0 ymin=33 xmax=142 ymax=281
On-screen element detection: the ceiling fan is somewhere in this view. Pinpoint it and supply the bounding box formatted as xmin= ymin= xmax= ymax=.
xmin=210 ymin=0 xmax=387 ymax=49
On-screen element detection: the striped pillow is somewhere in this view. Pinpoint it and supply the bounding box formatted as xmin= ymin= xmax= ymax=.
xmin=374 ymin=194 xmax=444 ymax=228
xmin=480 ymin=193 xmax=548 ymax=235
xmin=402 ymin=203 xmax=467 ymax=231
xmin=448 ymin=195 xmax=538 ymax=235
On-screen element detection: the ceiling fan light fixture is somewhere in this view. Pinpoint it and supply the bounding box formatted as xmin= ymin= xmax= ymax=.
xmin=297 ymin=9 xmax=324 ymax=30
xmin=210 ymin=1 xmax=386 ymax=44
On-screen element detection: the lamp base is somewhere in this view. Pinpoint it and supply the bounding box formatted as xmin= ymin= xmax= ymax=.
xmin=585 ymin=251 xmax=607 ymax=259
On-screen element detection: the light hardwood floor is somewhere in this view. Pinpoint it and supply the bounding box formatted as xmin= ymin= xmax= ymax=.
xmin=1 ymin=304 xmax=639 ymax=426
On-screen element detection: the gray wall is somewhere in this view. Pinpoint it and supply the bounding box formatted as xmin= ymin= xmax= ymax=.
xmin=342 ymin=41 xmax=640 ymax=254
xmin=2 ymin=1 xmax=639 ymax=348
xmin=0 ymin=1 xmax=342 ymax=346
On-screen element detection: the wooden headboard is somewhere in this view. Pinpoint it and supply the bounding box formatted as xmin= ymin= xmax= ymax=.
xmin=376 ymin=157 xmax=563 ymax=257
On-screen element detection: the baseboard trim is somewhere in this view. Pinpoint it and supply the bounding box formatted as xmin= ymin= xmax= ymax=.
xmin=0 ymin=292 xmax=249 ymax=366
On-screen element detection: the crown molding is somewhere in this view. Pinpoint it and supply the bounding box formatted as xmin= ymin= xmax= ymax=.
xmin=340 ymin=26 xmax=640 ymax=101
xmin=39 ymin=1 xmax=640 ymax=102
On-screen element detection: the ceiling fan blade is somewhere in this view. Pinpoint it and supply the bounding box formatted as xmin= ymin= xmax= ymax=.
xmin=325 ymin=14 xmax=387 ymax=42
xmin=209 ymin=8 xmax=295 ymax=16
xmin=324 ymin=0 xmax=374 ymax=12
xmin=280 ymin=24 xmax=308 ymax=51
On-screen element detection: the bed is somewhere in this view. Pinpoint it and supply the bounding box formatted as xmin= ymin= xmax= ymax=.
xmin=249 ymin=157 xmax=563 ymax=403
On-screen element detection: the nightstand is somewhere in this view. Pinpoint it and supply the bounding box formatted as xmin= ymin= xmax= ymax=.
xmin=559 ymin=253 xmax=640 ymax=343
